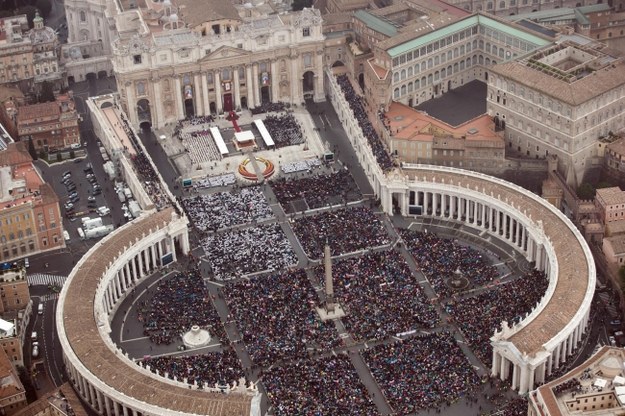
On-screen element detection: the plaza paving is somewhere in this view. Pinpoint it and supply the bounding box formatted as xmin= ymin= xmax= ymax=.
xmin=107 ymin=101 xmax=543 ymax=415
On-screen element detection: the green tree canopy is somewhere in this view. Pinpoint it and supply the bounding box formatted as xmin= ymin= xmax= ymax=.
xmin=576 ymin=182 xmax=595 ymax=200
xmin=38 ymin=81 xmax=55 ymax=103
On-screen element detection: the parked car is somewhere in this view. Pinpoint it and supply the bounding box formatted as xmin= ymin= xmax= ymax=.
xmin=88 ymin=196 xmax=96 ymax=202
xmin=611 ymin=319 xmax=622 ymax=326
xmin=93 ymin=188 xmax=102 ymax=196
xmin=32 ymin=342 xmax=39 ymax=358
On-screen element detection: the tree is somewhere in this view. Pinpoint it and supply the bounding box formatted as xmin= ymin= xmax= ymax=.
xmin=38 ymin=81 xmax=55 ymax=103
xmin=35 ymin=0 xmax=51 ymax=18
xmin=292 ymin=0 xmax=313 ymax=11
xmin=27 ymin=136 xmax=37 ymax=160
xmin=576 ymin=182 xmax=595 ymax=200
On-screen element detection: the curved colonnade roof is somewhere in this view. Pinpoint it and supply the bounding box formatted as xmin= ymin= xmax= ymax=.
xmin=406 ymin=168 xmax=592 ymax=356
xmin=59 ymin=167 xmax=592 ymax=414
xmin=60 ymin=207 xmax=252 ymax=416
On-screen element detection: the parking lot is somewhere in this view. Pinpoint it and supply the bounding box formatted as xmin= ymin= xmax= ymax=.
xmin=34 ymin=145 xmax=127 ymax=261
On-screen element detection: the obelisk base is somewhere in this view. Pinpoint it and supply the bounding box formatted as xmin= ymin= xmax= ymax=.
xmin=316 ymin=304 xmax=346 ymax=321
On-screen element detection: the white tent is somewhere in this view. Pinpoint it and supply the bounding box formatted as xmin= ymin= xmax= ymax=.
xmin=594 ymin=378 xmax=608 ymax=388
xmin=0 ymin=319 xmax=14 ymax=337
xmin=614 ymin=376 xmax=625 ymax=386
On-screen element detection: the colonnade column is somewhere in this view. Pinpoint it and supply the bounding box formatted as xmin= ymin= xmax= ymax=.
xmin=271 ymin=59 xmax=279 ymax=102
xmin=246 ymin=65 xmax=255 ymax=108
xmin=290 ymin=58 xmax=299 ymax=104
xmin=234 ymin=68 xmax=241 ymax=110
xmin=450 ymin=196 xmax=456 ymax=218
xmin=194 ymin=73 xmax=203 ymax=116
xmin=152 ymin=80 xmax=163 ymax=128
xmin=201 ymin=73 xmax=210 ymax=116
xmin=214 ymin=71 xmax=223 ymax=113
xmin=138 ymin=250 xmax=145 ymax=277
xmin=131 ymin=256 xmax=138 ymax=281
xmin=252 ymin=64 xmax=261 ymax=107
xmin=174 ymin=77 xmax=184 ymax=119
xmin=151 ymin=244 xmax=157 ymax=268
xmin=125 ymin=80 xmax=137 ymax=127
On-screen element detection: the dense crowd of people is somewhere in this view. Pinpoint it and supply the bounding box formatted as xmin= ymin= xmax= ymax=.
xmin=137 ymin=269 xmax=226 ymax=345
xmin=261 ymin=113 xmax=305 ymax=148
xmin=335 ymin=74 xmax=394 ymax=172
xmin=489 ymin=398 xmax=528 ymax=416
xmin=182 ymin=186 xmax=273 ymax=232
xmin=292 ymin=207 xmax=391 ymax=259
xmin=223 ymin=269 xmax=341 ymax=367
xmin=363 ymin=332 xmax=480 ymax=414
xmin=271 ymin=170 xmax=362 ymax=211
xmin=262 ymin=355 xmax=380 ymax=416
xmin=131 ymin=152 xmax=170 ymax=210
xmin=445 ymin=269 xmax=549 ymax=365
xmin=173 ymin=115 xmax=215 ymax=136
xmin=553 ymin=378 xmax=582 ymax=395
xmin=201 ymin=223 xmax=297 ymax=280
xmin=142 ymin=348 xmax=244 ymax=389
xmin=250 ymin=102 xmax=287 ymax=115
xmin=316 ymin=250 xmax=438 ymax=342
xmin=400 ymin=229 xmax=500 ymax=299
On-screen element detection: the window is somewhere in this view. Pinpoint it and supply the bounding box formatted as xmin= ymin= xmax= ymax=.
xmin=133 ymin=55 xmax=142 ymax=64
xmin=80 ymin=10 xmax=86 ymax=22
xmin=302 ymin=27 xmax=310 ymax=37
xmin=304 ymin=53 xmax=312 ymax=67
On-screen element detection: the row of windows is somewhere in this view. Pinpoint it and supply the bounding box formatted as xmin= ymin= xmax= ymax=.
xmin=0 ymin=229 xmax=32 ymax=242
xmin=393 ymin=39 xmax=514 ymax=84
xmin=393 ymin=55 xmax=494 ymax=99
xmin=1 ymin=241 xmax=35 ymax=259
xmin=391 ymin=26 xmax=478 ymax=67
xmin=392 ymin=24 xmax=539 ymax=71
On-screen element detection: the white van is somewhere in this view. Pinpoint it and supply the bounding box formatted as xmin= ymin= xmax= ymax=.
xmin=97 ymin=206 xmax=111 ymax=216
xmin=70 ymin=143 xmax=81 ymax=150
xmin=31 ymin=331 xmax=37 ymax=341
xmin=63 ymin=230 xmax=70 ymax=242
xmin=77 ymin=228 xmax=85 ymax=240
xmin=37 ymin=303 xmax=43 ymax=315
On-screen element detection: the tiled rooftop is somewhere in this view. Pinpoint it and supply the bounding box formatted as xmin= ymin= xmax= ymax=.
xmin=596 ymin=187 xmax=625 ymax=206
xmin=405 ymin=168 xmax=590 ymax=357
xmin=62 ymin=208 xmax=252 ymax=415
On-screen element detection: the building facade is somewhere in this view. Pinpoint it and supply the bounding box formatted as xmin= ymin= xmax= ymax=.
xmin=107 ymin=0 xmax=325 ymax=129
xmin=364 ymin=13 xmax=553 ymax=113
xmin=384 ymin=102 xmax=506 ymax=171
xmin=528 ymin=346 xmax=625 ymax=415
xmin=487 ymin=38 xmax=625 ymax=185
xmin=0 ymin=143 xmax=64 ymax=263
xmin=595 ymin=186 xmax=625 ymax=223
xmin=9 ymin=94 xmax=81 ymax=152
xmin=0 ymin=348 xmax=26 ymax=416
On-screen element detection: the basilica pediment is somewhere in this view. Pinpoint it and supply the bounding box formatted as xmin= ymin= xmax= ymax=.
xmin=200 ymin=45 xmax=251 ymax=62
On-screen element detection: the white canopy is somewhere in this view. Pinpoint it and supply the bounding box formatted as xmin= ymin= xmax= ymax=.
xmin=614 ymin=376 xmax=625 ymax=386
xmin=0 ymin=319 xmax=14 ymax=336
xmin=234 ymin=130 xmax=255 ymax=143
xmin=594 ymin=378 xmax=608 ymax=388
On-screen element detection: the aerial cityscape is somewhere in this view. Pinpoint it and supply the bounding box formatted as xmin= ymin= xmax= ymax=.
xmin=0 ymin=0 xmax=623 ymax=414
